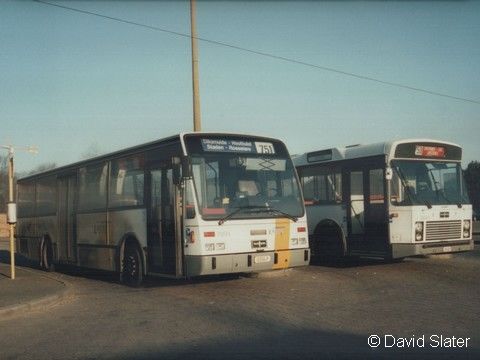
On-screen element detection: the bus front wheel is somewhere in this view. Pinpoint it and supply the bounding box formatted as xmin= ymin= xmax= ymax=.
xmin=313 ymin=224 xmax=345 ymax=259
xmin=121 ymin=244 xmax=143 ymax=287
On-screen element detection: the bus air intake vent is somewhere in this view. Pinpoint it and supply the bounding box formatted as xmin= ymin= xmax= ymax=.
xmin=425 ymin=220 xmax=462 ymax=241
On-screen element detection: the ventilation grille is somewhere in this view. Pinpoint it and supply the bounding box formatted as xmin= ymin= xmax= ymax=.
xmin=425 ymin=220 xmax=462 ymax=241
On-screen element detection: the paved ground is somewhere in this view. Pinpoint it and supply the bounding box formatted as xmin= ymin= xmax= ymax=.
xmin=1 ymin=244 xmax=479 ymax=360
xmin=0 ymin=250 xmax=70 ymax=318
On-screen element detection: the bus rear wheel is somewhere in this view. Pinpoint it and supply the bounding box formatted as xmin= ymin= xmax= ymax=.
xmin=41 ymin=238 xmax=55 ymax=272
xmin=121 ymin=245 xmax=143 ymax=287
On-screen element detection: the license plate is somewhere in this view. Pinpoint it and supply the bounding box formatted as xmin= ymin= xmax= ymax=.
xmin=443 ymin=246 xmax=452 ymax=252
xmin=254 ymin=255 xmax=271 ymax=264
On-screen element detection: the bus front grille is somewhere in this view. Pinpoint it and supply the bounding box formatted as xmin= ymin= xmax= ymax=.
xmin=425 ymin=220 xmax=462 ymax=241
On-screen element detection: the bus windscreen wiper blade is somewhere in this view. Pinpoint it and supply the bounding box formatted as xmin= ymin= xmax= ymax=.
xmin=423 ymin=199 xmax=432 ymax=209
xmin=218 ymin=205 xmax=298 ymax=225
xmin=218 ymin=206 xmax=255 ymax=225
xmin=394 ymin=166 xmax=415 ymax=204
xmin=249 ymin=206 xmax=298 ymax=222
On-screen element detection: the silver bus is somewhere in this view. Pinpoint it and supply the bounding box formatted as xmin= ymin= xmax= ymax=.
xmin=294 ymin=139 xmax=473 ymax=260
xmin=16 ymin=132 xmax=309 ymax=285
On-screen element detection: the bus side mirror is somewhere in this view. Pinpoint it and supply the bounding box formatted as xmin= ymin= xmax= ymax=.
xmin=173 ymin=157 xmax=181 ymax=185
xmin=173 ymin=156 xmax=192 ymax=184
xmin=181 ymin=156 xmax=192 ymax=179
xmin=385 ymin=167 xmax=393 ymax=181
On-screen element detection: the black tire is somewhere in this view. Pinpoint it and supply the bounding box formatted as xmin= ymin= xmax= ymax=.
xmin=41 ymin=239 xmax=55 ymax=272
xmin=121 ymin=245 xmax=143 ymax=287
xmin=314 ymin=225 xmax=345 ymax=259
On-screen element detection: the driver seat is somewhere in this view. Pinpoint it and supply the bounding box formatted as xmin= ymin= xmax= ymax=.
xmin=237 ymin=180 xmax=259 ymax=196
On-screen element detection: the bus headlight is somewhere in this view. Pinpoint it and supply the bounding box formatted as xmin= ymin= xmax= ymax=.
xmin=415 ymin=222 xmax=423 ymax=232
xmin=415 ymin=222 xmax=424 ymax=241
xmin=463 ymin=220 xmax=471 ymax=238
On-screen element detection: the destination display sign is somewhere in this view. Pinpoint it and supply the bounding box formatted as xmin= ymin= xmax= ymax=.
xmin=201 ymin=139 xmax=275 ymax=154
xmin=394 ymin=142 xmax=461 ymax=161
xmin=414 ymin=145 xmax=445 ymax=158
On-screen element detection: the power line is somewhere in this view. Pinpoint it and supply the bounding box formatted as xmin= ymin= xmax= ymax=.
xmin=33 ymin=0 xmax=480 ymax=105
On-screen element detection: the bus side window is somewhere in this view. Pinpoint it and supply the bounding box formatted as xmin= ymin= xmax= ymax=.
xmin=317 ymin=175 xmax=327 ymax=202
xmin=302 ymin=176 xmax=316 ymax=205
xmin=369 ymin=169 xmax=384 ymax=204
xmin=327 ymin=172 xmax=342 ymax=203
xmin=78 ymin=163 xmax=108 ymax=211
xmin=18 ymin=182 xmax=36 ymax=218
xmin=109 ymin=155 xmax=145 ymax=208
xmin=301 ymin=171 xmax=342 ymax=205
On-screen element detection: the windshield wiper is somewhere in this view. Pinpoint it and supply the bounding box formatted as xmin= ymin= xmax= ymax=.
xmin=394 ymin=166 xmax=417 ymax=205
xmin=218 ymin=205 xmax=298 ymax=225
xmin=249 ymin=205 xmax=298 ymax=222
xmin=426 ymin=168 xmax=453 ymax=205
xmin=422 ymin=199 xmax=432 ymax=209
xmin=218 ymin=206 xmax=256 ymax=225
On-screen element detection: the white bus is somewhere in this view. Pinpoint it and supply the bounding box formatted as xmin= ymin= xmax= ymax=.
xmin=294 ymin=139 xmax=473 ymax=260
xmin=16 ymin=132 xmax=309 ymax=285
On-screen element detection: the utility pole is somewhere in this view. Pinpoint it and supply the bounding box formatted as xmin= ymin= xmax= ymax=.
xmin=190 ymin=0 xmax=201 ymax=132
xmin=1 ymin=145 xmax=38 ymax=279
xmin=7 ymin=149 xmax=15 ymax=279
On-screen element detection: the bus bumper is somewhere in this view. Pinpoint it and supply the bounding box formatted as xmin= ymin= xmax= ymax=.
xmin=391 ymin=240 xmax=474 ymax=258
xmin=185 ymin=248 xmax=310 ymax=277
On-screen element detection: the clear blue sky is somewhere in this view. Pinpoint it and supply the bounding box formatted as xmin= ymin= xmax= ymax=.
xmin=1 ymin=0 xmax=479 ymax=172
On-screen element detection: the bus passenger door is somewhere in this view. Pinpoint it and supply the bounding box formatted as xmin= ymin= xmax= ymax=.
xmin=57 ymin=175 xmax=77 ymax=263
xmin=346 ymin=165 xmax=388 ymax=255
xmin=364 ymin=168 xmax=389 ymax=254
xmin=147 ymin=165 xmax=178 ymax=275
xmin=346 ymin=170 xmax=365 ymax=253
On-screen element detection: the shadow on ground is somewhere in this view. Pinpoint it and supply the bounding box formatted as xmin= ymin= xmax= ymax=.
xmin=0 ymin=250 xmax=247 ymax=288
xmin=0 ymin=250 xmax=36 ymax=267
xmin=308 ymin=255 xmax=402 ymax=269
xmin=91 ymin=327 xmax=479 ymax=360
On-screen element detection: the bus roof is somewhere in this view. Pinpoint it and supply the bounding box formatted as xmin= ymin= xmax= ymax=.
xmin=18 ymin=131 xmax=286 ymax=182
xmin=293 ymin=138 xmax=462 ymax=167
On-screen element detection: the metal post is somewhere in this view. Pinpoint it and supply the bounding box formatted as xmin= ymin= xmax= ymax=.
xmin=1 ymin=144 xmax=36 ymax=280
xmin=8 ymin=152 xmax=15 ymax=280
xmin=190 ymin=0 xmax=201 ymax=132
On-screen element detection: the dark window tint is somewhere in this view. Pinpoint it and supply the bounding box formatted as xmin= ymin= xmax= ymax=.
xmin=109 ymin=155 xmax=144 ymax=208
xmin=36 ymin=176 xmax=57 ymax=215
xmin=78 ymin=163 xmax=108 ymax=211
xmin=18 ymin=182 xmax=35 ymax=217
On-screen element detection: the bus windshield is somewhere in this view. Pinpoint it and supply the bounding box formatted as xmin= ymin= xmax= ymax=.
xmin=190 ymin=153 xmax=304 ymax=220
xmin=390 ymin=160 xmax=470 ymax=206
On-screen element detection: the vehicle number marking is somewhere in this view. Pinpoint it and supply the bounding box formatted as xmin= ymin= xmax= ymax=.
xmin=255 ymin=142 xmax=275 ymax=154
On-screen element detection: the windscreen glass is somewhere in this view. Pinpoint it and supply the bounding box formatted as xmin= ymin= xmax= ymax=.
xmin=185 ymin=136 xmax=304 ymax=220
xmin=390 ymin=160 xmax=469 ymax=206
